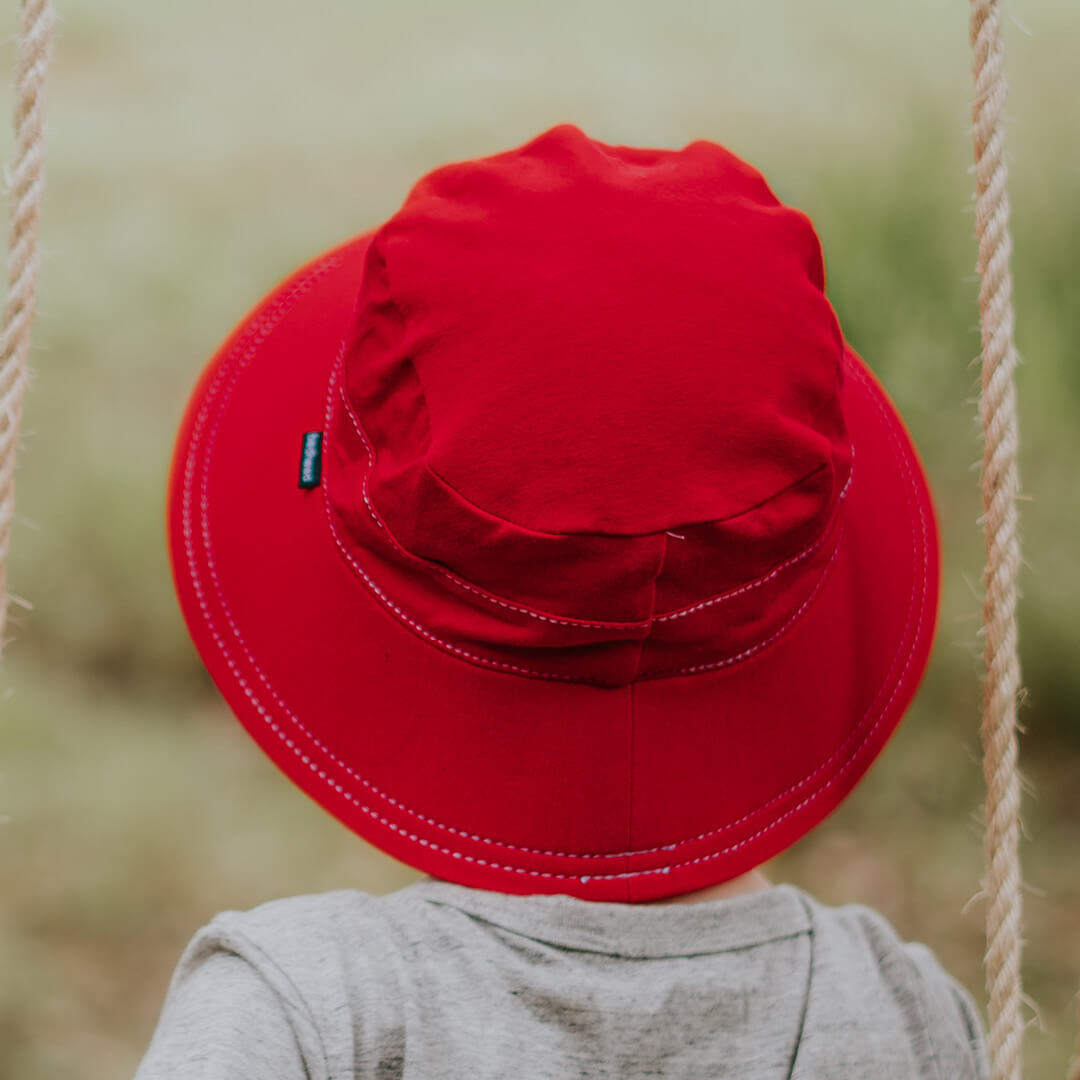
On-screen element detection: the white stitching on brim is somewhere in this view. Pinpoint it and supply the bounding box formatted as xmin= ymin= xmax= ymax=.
xmin=179 ymin=251 xmax=928 ymax=878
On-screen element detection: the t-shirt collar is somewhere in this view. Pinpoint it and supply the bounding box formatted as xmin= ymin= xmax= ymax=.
xmin=395 ymin=876 xmax=813 ymax=959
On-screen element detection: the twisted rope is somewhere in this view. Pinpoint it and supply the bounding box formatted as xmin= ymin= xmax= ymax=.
xmin=968 ymin=3 xmax=1025 ymax=1079
xmin=0 ymin=0 xmax=54 ymax=653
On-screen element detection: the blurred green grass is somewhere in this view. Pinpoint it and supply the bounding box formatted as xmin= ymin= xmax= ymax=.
xmin=1 ymin=1 xmax=1078 ymax=1078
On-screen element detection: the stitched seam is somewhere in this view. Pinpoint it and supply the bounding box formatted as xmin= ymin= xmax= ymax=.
xmin=901 ymin=947 xmax=946 ymax=1080
xmin=425 ymin=455 xmax=832 ymax=535
xmin=338 ymin=360 xmax=854 ymax=630
xmin=335 ymin=367 xmax=638 ymax=632
xmin=655 ymin=458 xmax=853 ymax=622
xmin=214 ymin=925 xmax=332 ymax=1080
xmin=191 ymin=331 xmax=923 ymax=866
xmin=417 ymin=900 xmax=812 ymax=957
xmin=185 ymin=286 xmax=927 ymax=874
xmin=328 ymin=347 xmax=846 ymax=682
xmin=626 ymin=682 xmax=636 ymax=883
xmin=785 ymin=895 xmax=815 ymax=1080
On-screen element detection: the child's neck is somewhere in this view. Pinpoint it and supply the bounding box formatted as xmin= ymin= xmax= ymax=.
xmin=639 ymin=869 xmax=772 ymax=905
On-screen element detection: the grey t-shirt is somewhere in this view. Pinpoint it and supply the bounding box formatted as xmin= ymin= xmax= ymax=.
xmin=134 ymin=877 xmax=987 ymax=1079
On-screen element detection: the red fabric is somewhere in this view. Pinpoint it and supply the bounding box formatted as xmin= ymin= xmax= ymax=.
xmin=168 ymin=125 xmax=940 ymax=901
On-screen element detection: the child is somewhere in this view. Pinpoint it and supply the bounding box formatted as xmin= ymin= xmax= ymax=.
xmin=136 ymin=124 xmax=988 ymax=1078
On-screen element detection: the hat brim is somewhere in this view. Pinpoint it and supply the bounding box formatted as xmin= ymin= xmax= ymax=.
xmin=168 ymin=233 xmax=940 ymax=902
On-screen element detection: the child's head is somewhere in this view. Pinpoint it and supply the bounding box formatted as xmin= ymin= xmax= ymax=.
xmin=167 ymin=124 xmax=939 ymax=903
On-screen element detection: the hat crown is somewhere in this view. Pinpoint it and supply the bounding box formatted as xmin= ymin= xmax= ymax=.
xmin=174 ymin=124 xmax=940 ymax=896
xmin=326 ymin=125 xmax=852 ymax=686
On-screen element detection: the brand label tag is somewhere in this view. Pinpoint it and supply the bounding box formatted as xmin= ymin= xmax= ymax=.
xmin=298 ymin=432 xmax=323 ymax=489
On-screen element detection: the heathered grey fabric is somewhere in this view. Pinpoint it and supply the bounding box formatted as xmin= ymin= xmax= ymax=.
xmin=134 ymin=877 xmax=988 ymax=1079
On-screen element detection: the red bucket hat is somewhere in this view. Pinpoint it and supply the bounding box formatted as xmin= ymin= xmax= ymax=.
xmin=168 ymin=124 xmax=940 ymax=903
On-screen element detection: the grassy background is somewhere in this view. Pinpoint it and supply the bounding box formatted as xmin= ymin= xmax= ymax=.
xmin=2 ymin=1 xmax=1078 ymax=1076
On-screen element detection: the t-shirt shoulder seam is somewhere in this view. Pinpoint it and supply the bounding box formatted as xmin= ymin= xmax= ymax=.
xmin=193 ymin=916 xmax=333 ymax=1078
